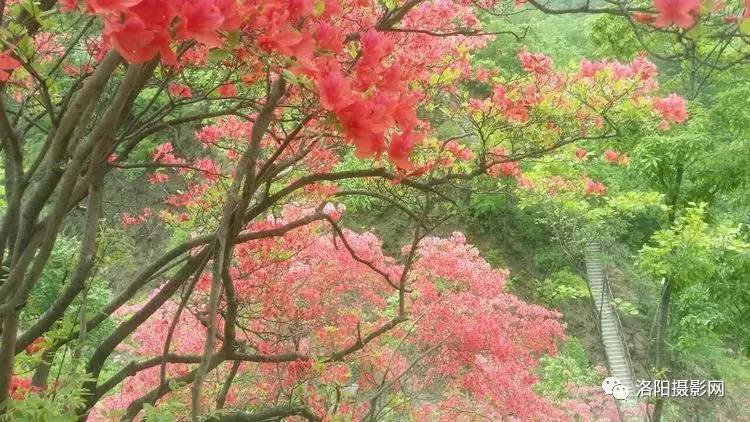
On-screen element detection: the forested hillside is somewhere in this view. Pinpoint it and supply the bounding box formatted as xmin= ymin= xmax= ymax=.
xmin=0 ymin=0 xmax=748 ymax=421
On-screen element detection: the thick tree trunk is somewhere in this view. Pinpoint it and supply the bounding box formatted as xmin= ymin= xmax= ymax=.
xmin=0 ymin=313 xmax=19 ymax=409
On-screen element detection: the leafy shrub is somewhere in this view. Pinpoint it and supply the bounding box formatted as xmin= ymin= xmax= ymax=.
xmin=534 ymin=269 xmax=589 ymax=307
xmin=1 ymin=369 xmax=92 ymax=421
xmin=536 ymin=338 xmax=600 ymax=400
xmin=532 ymin=247 xmax=568 ymax=275
xmin=20 ymin=237 xmax=78 ymax=326
xmin=611 ymin=298 xmax=640 ymax=316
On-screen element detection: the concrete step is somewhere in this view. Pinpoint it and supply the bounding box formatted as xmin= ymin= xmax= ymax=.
xmin=602 ymin=335 xmax=622 ymax=342
xmin=601 ymin=334 xmax=621 ymax=342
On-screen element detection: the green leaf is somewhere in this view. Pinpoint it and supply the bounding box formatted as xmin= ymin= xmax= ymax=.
xmin=740 ymin=18 xmax=750 ymax=36
xmin=281 ymin=68 xmax=298 ymax=84
xmin=314 ymin=0 xmax=326 ymax=16
xmin=17 ymin=34 xmax=35 ymax=59
xmin=21 ymin=0 xmax=43 ymax=18
xmin=207 ymin=49 xmax=230 ymax=63
xmin=226 ymin=30 xmax=241 ymax=48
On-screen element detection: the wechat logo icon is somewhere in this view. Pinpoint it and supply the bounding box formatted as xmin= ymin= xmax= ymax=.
xmin=602 ymin=376 xmax=630 ymax=400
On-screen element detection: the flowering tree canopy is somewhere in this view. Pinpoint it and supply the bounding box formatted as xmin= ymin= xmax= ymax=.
xmin=506 ymin=0 xmax=750 ymax=87
xmin=0 ymin=0 xmax=687 ymax=420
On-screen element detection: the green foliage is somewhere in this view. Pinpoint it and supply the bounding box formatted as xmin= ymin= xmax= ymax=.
xmin=20 ymin=227 xmax=121 ymax=353
xmin=638 ymin=203 xmax=750 ymax=353
xmin=673 ymin=334 xmax=750 ymax=419
xmin=534 ymin=269 xmax=589 ymax=307
xmin=20 ymin=237 xmax=78 ymax=325
xmin=611 ymin=297 xmax=640 ymax=316
xmin=1 ymin=369 xmax=92 ymax=421
xmin=621 ymin=78 xmax=750 ymax=217
xmin=531 ymin=247 xmax=567 ymax=275
xmin=536 ymin=338 xmax=600 ymax=400
xmin=586 ymin=15 xmax=640 ymax=60
xmin=605 ymin=191 xmax=667 ymax=217
xmin=481 ymin=248 xmax=507 ymax=268
xmin=383 ymin=293 xmax=400 ymax=319
xmin=331 ymin=152 xmax=382 ymax=213
xmin=517 ymin=186 xmax=615 ymax=254
xmin=476 ymin=8 xmax=595 ymax=70
xmin=469 ymin=191 xmax=505 ymax=221
xmin=638 ymin=203 xmax=745 ymax=287
xmin=511 ymin=156 xmax=671 ymax=260
xmin=468 ymin=187 xmax=547 ymax=246
xmin=142 ymin=397 xmax=185 ymax=421
xmin=671 ymin=284 xmax=728 ymax=351
xmin=97 ymin=225 xmax=136 ymax=270
xmin=21 ymin=222 xmax=130 ymax=325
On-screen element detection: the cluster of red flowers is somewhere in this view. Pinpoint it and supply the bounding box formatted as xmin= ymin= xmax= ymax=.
xmin=653 ymin=93 xmax=689 ymax=129
xmin=584 ymin=178 xmax=608 ymax=196
xmin=0 ymin=51 xmax=21 ymax=81
xmin=64 ymin=0 xmax=241 ymax=63
xmin=313 ymin=30 xmax=423 ymax=168
xmin=633 ymin=0 xmax=750 ymax=30
xmin=9 ymin=376 xmax=37 ymax=400
xmin=604 ymin=149 xmax=630 ymax=166
xmin=68 ymin=0 xmax=493 ymax=172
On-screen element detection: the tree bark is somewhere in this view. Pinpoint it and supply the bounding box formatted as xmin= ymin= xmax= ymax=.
xmin=652 ymin=163 xmax=683 ymax=422
xmin=652 ymin=278 xmax=672 ymax=422
xmin=0 ymin=312 xmax=19 ymax=409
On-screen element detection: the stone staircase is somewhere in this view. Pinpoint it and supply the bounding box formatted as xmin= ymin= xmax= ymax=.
xmin=584 ymin=242 xmax=643 ymax=419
